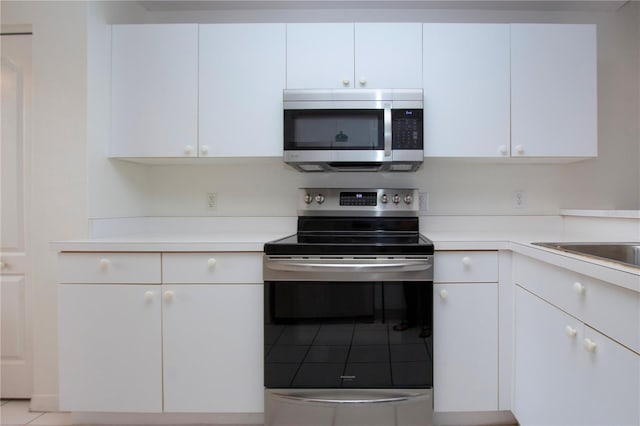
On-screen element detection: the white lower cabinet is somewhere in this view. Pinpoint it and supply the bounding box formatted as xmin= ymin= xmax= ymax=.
xmin=434 ymin=282 xmax=498 ymax=412
xmin=58 ymin=252 xmax=263 ymax=414
xmin=433 ymin=251 xmax=499 ymax=412
xmin=514 ymin=286 xmax=640 ymax=426
xmin=162 ymin=284 xmax=263 ymax=413
xmin=59 ymin=284 xmax=163 ymax=412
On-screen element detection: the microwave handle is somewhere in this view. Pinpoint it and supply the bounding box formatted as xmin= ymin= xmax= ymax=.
xmin=384 ymin=103 xmax=392 ymax=157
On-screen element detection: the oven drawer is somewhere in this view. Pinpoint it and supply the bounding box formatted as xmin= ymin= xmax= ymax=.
xmin=58 ymin=253 xmax=161 ymax=284
xmin=433 ymin=251 xmax=498 ymax=283
xmin=163 ymin=252 xmax=263 ymax=284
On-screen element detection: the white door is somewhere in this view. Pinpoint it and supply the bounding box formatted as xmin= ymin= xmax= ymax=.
xmin=286 ymin=23 xmax=354 ymax=89
xmin=58 ymin=284 xmax=163 ymax=412
xmin=199 ymin=24 xmax=285 ymax=157
xmin=110 ymin=24 xmax=198 ymax=157
xmin=433 ymin=282 xmax=498 ymax=412
xmin=162 ymin=284 xmax=264 ymax=413
xmin=511 ymin=24 xmax=597 ymax=157
xmin=513 ymin=286 xmax=583 ymax=425
xmin=1 ymin=33 xmax=32 ymax=398
xmin=423 ymin=24 xmax=510 ymax=157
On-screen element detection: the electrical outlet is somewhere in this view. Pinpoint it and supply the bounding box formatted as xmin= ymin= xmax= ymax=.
xmin=513 ymin=191 xmax=524 ymax=209
xmin=206 ymin=192 xmax=217 ymax=210
xmin=419 ymin=192 xmax=429 ymax=211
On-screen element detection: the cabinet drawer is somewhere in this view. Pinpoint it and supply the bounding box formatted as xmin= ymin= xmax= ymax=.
xmin=162 ymin=253 xmax=263 ymax=284
xmin=434 ymin=251 xmax=498 ymax=283
xmin=58 ymin=253 xmax=161 ymax=284
xmin=514 ymin=255 xmax=640 ymax=354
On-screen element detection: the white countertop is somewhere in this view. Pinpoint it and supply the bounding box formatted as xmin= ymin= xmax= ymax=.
xmin=52 ymin=230 xmax=639 ymax=293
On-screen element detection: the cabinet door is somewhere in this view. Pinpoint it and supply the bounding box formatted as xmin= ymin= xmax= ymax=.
xmin=513 ymin=286 xmax=583 ymax=425
xmin=581 ymin=326 xmax=640 ymax=426
xmin=423 ymin=24 xmax=510 ymax=157
xmin=162 ymin=284 xmax=264 ymax=413
xmin=433 ymin=283 xmax=498 ymax=412
xmin=111 ymin=24 xmax=198 ymax=157
xmin=511 ymin=24 xmax=597 ymax=157
xmin=58 ymin=284 xmax=162 ymax=412
xmin=199 ymin=24 xmax=285 ymax=157
xmin=355 ymin=23 xmax=422 ymax=89
xmin=286 ymin=23 xmax=354 ymax=89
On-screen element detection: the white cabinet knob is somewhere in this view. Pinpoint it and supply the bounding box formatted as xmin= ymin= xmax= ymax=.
xmin=99 ymin=258 xmax=110 ymax=270
xmin=358 ymin=78 xmax=366 ymax=86
xmin=164 ymin=291 xmax=175 ymax=302
xmin=342 ymin=79 xmax=350 ymax=86
xmin=498 ymin=145 xmax=508 ymax=156
xmin=565 ymin=325 xmax=578 ymax=338
xmin=200 ymin=145 xmax=209 ymax=156
xmin=573 ymin=282 xmax=586 ymax=295
xmin=0 ymin=261 xmax=8 ymax=270
xmin=184 ymin=145 xmax=194 ymax=156
xmin=461 ymin=256 xmax=472 ymax=267
xmin=207 ymin=258 xmax=217 ymax=269
xmin=144 ymin=291 xmax=154 ymax=302
xmin=583 ymin=338 xmax=597 ymax=353
xmin=439 ymin=289 xmax=448 ymax=300
xmin=515 ymin=145 xmax=524 ymax=155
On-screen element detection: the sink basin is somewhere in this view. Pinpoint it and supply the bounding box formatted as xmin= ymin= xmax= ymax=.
xmin=532 ymin=242 xmax=640 ymax=269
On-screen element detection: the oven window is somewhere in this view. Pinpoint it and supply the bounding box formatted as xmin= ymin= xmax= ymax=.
xmin=264 ymin=281 xmax=433 ymax=389
xmin=284 ymin=109 xmax=384 ymax=150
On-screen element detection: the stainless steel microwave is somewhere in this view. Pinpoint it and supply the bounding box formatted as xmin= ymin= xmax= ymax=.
xmin=283 ymin=89 xmax=424 ymax=172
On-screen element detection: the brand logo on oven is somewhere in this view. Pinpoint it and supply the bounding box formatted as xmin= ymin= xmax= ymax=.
xmin=340 ymin=375 xmax=356 ymax=381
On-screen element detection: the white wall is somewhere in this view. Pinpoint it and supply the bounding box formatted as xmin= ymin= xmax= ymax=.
xmin=560 ymin=1 xmax=640 ymax=209
xmin=1 ymin=0 xmax=88 ymax=411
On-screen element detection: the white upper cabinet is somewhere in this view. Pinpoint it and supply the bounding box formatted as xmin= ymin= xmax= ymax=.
xmin=111 ymin=24 xmax=198 ymax=157
xmin=423 ymin=24 xmax=510 ymax=157
xmin=424 ymin=23 xmax=597 ymax=159
xmin=199 ymin=24 xmax=285 ymax=157
xmin=286 ymin=23 xmax=422 ymax=89
xmin=511 ymin=24 xmax=597 ymax=157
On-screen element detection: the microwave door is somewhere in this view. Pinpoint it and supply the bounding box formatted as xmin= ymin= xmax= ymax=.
xmin=284 ymin=110 xmax=384 ymax=151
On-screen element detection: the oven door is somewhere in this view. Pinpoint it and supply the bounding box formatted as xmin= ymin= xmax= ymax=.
xmin=263 ymin=256 xmax=433 ymax=386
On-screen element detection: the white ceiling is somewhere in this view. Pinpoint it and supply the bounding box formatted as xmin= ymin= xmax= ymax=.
xmin=138 ymin=0 xmax=630 ymax=13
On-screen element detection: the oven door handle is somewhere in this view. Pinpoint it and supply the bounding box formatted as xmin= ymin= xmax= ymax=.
xmin=270 ymin=392 xmax=415 ymax=405
xmin=265 ymin=259 xmax=432 ymax=273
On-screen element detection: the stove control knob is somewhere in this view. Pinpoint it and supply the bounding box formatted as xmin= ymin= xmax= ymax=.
xmin=404 ymin=194 xmax=413 ymax=204
xmin=380 ymin=194 xmax=389 ymax=204
xmin=392 ymin=194 xmax=400 ymax=204
xmin=304 ymin=193 xmax=313 ymax=204
xmin=315 ymin=194 xmax=325 ymax=204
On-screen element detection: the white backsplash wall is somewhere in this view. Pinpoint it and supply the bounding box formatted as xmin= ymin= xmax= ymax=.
xmin=140 ymin=159 xmax=565 ymax=217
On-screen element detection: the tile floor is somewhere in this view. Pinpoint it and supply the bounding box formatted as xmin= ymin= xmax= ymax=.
xmin=0 ymin=400 xmax=71 ymax=426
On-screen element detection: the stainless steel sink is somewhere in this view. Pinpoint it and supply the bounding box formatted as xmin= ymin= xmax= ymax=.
xmin=532 ymin=242 xmax=640 ymax=269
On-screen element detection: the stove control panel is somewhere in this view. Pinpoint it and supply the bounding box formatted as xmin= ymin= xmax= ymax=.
xmin=299 ymin=188 xmax=418 ymax=216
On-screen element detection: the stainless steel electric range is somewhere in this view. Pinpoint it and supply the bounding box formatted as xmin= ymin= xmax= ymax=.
xmin=263 ymin=188 xmax=434 ymax=426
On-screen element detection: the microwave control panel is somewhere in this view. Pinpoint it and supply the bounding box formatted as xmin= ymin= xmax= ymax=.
xmin=392 ymin=109 xmax=423 ymax=150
